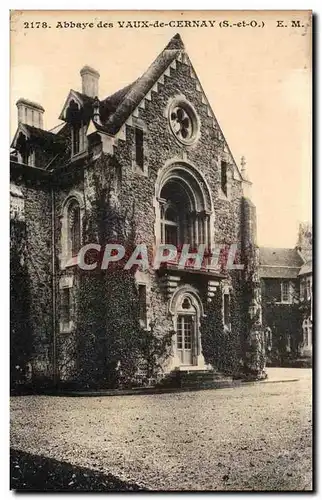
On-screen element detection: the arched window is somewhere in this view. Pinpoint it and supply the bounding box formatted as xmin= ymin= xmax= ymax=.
xmin=159 ymin=176 xmax=210 ymax=250
xmin=61 ymin=193 xmax=84 ymax=267
xmin=68 ymin=201 xmax=81 ymax=257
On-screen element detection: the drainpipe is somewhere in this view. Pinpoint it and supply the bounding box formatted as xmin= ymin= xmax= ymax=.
xmin=51 ymin=186 xmax=57 ymax=386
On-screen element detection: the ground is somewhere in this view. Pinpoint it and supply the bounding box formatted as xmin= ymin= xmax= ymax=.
xmin=10 ymin=368 xmax=312 ymax=491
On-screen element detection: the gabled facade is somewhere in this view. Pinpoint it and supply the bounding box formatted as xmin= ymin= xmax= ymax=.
xmin=10 ymin=34 xmax=261 ymax=386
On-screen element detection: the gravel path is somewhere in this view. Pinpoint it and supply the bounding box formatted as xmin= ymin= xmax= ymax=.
xmin=10 ymin=368 xmax=312 ymax=491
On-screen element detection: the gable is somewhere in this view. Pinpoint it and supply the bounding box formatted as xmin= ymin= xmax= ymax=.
xmin=11 ymin=123 xmax=31 ymax=149
xmin=58 ymin=90 xmax=94 ymax=121
xmin=104 ymin=34 xmax=243 ymax=181
xmin=50 ymin=34 xmax=245 ymax=182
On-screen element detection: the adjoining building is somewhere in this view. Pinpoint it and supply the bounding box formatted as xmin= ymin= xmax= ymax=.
xmin=259 ymin=223 xmax=313 ymax=365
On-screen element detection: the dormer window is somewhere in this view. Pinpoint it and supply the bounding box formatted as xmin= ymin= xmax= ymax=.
xmin=66 ymin=99 xmax=86 ymax=158
xmin=16 ymin=132 xmax=34 ymax=166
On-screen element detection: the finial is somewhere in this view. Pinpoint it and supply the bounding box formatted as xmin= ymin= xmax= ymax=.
xmin=93 ymin=96 xmax=101 ymax=125
xmin=241 ymin=155 xmax=248 ymax=180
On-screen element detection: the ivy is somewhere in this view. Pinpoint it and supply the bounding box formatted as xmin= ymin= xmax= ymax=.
xmin=67 ymin=155 xmax=172 ymax=389
xmin=200 ymin=286 xmax=241 ymax=377
xmin=10 ymin=219 xmax=33 ymax=387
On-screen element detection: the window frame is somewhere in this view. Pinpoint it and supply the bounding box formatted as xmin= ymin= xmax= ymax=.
xmin=132 ymin=120 xmax=148 ymax=176
xmin=59 ymin=276 xmax=75 ymax=334
xmin=69 ymin=201 xmax=81 ymax=258
xmin=71 ymin=124 xmax=81 ymax=156
xmin=160 ymin=202 xmax=180 ymax=246
xmin=280 ymin=281 xmax=292 ymax=304
xmin=168 ymin=97 xmax=200 ymax=146
xmin=60 ymin=193 xmax=84 ymax=269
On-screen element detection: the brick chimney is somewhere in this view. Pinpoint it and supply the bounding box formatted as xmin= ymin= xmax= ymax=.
xmin=80 ymin=66 xmax=100 ymax=98
xmin=16 ymin=98 xmax=44 ymax=129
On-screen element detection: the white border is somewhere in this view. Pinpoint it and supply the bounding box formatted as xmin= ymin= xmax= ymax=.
xmin=3 ymin=4 xmax=317 ymax=499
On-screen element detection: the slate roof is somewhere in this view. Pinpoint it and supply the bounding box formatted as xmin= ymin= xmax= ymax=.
xmin=103 ymin=34 xmax=184 ymax=134
xmin=64 ymin=33 xmax=185 ymax=136
xmin=23 ymin=125 xmax=65 ymax=145
xmin=299 ymin=260 xmax=312 ymax=276
xmin=259 ymin=247 xmax=304 ymax=279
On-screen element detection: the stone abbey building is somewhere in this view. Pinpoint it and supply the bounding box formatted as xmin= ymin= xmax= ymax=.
xmin=10 ymin=34 xmax=261 ymax=387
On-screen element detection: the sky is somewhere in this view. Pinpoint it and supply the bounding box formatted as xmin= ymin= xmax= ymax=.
xmin=10 ymin=10 xmax=312 ymax=248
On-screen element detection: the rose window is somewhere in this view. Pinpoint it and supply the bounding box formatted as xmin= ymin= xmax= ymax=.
xmin=168 ymin=98 xmax=199 ymax=145
xmin=170 ymin=107 xmax=193 ymax=140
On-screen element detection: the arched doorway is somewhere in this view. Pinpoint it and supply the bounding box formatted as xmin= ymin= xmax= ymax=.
xmin=176 ymin=296 xmax=197 ymax=365
xmin=170 ymin=286 xmax=205 ymax=368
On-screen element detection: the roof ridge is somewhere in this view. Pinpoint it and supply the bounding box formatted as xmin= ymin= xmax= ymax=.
xmin=164 ymin=33 xmax=185 ymax=50
xmin=104 ymin=35 xmax=183 ymax=133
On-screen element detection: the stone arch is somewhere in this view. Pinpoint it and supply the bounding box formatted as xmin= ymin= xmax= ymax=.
xmin=169 ymin=284 xmax=204 ymax=317
xmin=60 ymin=191 xmax=85 ymax=268
xmin=168 ymin=285 xmax=206 ymax=368
xmin=155 ymin=159 xmax=213 ymax=213
xmin=154 ymin=159 xmax=214 ymax=248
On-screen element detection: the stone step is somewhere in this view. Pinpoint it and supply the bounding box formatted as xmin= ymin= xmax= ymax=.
xmin=158 ymin=370 xmax=238 ymax=390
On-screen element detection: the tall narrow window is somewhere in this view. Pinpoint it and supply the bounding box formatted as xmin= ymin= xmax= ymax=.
xmin=281 ymin=281 xmax=291 ymax=303
xmin=72 ymin=125 xmax=80 ymax=156
xmin=223 ymin=293 xmax=230 ymax=327
xmin=221 ymin=161 xmax=228 ymax=196
xmin=68 ymin=201 xmax=81 ymax=257
xmin=135 ymin=127 xmax=144 ymax=169
xmin=16 ymin=132 xmax=30 ymax=165
xmin=138 ymin=284 xmax=147 ymax=328
xmin=160 ymin=204 xmax=179 ymax=246
xmin=61 ymin=288 xmax=71 ymax=327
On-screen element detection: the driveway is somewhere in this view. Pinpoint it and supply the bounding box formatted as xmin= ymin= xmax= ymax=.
xmin=10 ymin=368 xmax=312 ymax=491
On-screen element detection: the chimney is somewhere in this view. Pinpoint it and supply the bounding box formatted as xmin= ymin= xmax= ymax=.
xmin=16 ymin=98 xmax=45 ymax=129
xmin=80 ymin=66 xmax=100 ymax=98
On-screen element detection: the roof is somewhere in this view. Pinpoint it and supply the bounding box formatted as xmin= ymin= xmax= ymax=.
xmin=23 ymin=124 xmax=65 ymax=144
xmin=103 ymin=33 xmax=184 ymax=134
xmin=100 ymin=82 xmax=136 ymax=119
xmin=63 ymin=33 xmax=184 ymax=135
xmin=10 ymin=122 xmax=66 ymax=151
xmin=297 ymin=247 xmax=312 ymax=264
xmin=299 ymin=260 xmax=312 ymax=276
xmin=259 ymin=247 xmax=304 ymax=279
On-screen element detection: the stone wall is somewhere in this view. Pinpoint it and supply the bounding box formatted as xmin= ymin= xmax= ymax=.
xmin=10 ymin=175 xmax=53 ymax=381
